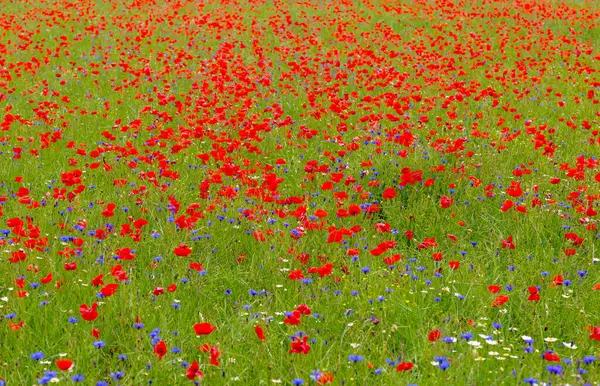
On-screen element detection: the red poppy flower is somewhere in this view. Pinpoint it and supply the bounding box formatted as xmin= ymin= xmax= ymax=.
xmin=40 ymin=273 xmax=53 ymax=284
xmin=439 ymin=195 xmax=453 ymax=209
xmin=209 ymin=346 xmax=220 ymax=366
xmin=154 ymin=340 xmax=167 ymax=360
xmin=79 ymin=303 xmax=98 ymax=321
xmin=133 ymin=218 xmax=148 ymax=229
xmin=383 ymin=254 xmax=402 ymax=266
xmin=9 ymin=321 xmax=24 ymax=330
xmin=296 ymin=304 xmax=311 ymax=315
xmin=491 ymin=295 xmax=509 ymax=307
xmin=382 ymin=187 xmax=396 ymax=199
xmin=100 ymin=284 xmax=118 ymax=297
xmin=501 ymin=236 xmax=515 ymax=249
xmin=174 ymin=243 xmax=192 ymax=257
xmin=428 ymin=329 xmax=442 ymax=342
xmin=289 ymin=336 xmax=311 ymax=354
xmin=314 ymin=209 xmax=328 ymax=218
xmin=506 ymin=181 xmax=523 ymax=198
xmin=543 ymin=352 xmax=560 ymax=362
xmin=284 ymin=310 xmax=302 ymax=325
xmin=417 ymin=237 xmax=437 ymax=249
xmin=448 ymin=261 xmax=460 ymax=270
xmin=186 ymin=361 xmax=204 ymax=380
xmin=396 ymin=361 xmax=413 ymax=372
xmin=56 ymin=359 xmax=73 ymax=371
xmin=91 ymin=274 xmax=104 ymax=286
xmin=552 ymin=275 xmax=564 ymax=286
xmin=193 ymin=322 xmax=216 ymax=336
xmin=116 ymin=248 xmax=135 ymax=260
xmin=527 ymin=286 xmax=540 ymax=301
xmin=288 ymin=270 xmax=305 ymax=281
xmin=255 ymin=325 xmax=266 ymax=340
xmin=64 ymin=262 xmax=77 ymax=271
xmin=316 ymin=372 xmax=334 ymax=384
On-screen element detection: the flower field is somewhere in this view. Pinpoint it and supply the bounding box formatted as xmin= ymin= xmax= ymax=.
xmin=1 ymin=0 xmax=600 ymax=384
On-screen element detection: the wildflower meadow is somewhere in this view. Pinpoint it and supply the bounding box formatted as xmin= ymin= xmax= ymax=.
xmin=1 ymin=0 xmax=600 ymax=384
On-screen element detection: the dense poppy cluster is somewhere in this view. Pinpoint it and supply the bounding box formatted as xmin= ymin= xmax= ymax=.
xmin=1 ymin=0 xmax=600 ymax=384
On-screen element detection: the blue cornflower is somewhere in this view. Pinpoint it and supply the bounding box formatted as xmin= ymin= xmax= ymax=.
xmin=348 ymin=354 xmax=364 ymax=362
xmin=31 ymin=352 xmax=44 ymax=360
xmin=546 ymin=365 xmax=562 ymax=374
xmin=93 ymin=340 xmax=106 ymax=349
xmin=38 ymin=371 xmax=58 ymax=385
xmin=110 ymin=371 xmax=125 ymax=380
xmin=149 ymin=328 xmax=160 ymax=338
xmin=583 ymin=356 xmax=596 ymax=365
